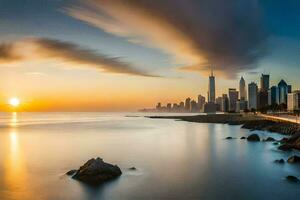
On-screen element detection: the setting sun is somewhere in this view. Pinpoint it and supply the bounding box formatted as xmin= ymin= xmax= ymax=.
xmin=9 ymin=98 xmax=20 ymax=107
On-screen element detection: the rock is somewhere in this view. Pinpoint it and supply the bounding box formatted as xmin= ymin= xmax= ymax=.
xmin=225 ymin=137 xmax=233 ymax=140
xmin=247 ymin=134 xmax=260 ymax=142
xmin=286 ymin=175 xmax=299 ymax=183
xmin=278 ymin=144 xmax=293 ymax=151
xmin=274 ymin=159 xmax=285 ymax=164
xmin=240 ymin=137 xmax=246 ymax=140
xmin=287 ymin=155 xmax=300 ymax=163
xmin=273 ymin=142 xmax=279 ymax=145
xmin=66 ymin=169 xmax=77 ymax=176
xmin=279 ymin=138 xmax=289 ymax=143
xmin=71 ymin=157 xmax=122 ymax=185
xmin=263 ymin=137 xmax=276 ymax=142
xmin=128 ymin=167 xmax=137 ymax=170
xmin=287 ymin=132 xmax=300 ymax=143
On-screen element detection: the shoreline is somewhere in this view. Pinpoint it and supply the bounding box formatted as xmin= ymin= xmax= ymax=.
xmin=147 ymin=113 xmax=300 ymax=150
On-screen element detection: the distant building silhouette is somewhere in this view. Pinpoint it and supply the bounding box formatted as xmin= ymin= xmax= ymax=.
xmin=185 ymin=98 xmax=191 ymax=112
xmin=239 ymin=77 xmax=247 ymax=101
xmin=216 ymin=97 xmax=222 ymax=111
xmin=260 ymin=74 xmax=270 ymax=92
xmin=228 ymin=88 xmax=238 ymax=112
xmin=179 ymin=102 xmax=185 ymax=112
xmin=208 ymin=70 xmax=216 ymax=103
xmin=268 ymin=86 xmax=279 ymax=105
xmin=288 ymin=90 xmax=300 ymax=111
xmin=221 ymin=94 xmax=229 ymax=112
xmin=278 ymin=79 xmax=289 ymax=104
xmin=191 ymin=100 xmax=198 ymax=112
xmin=248 ymin=82 xmax=258 ymax=110
xmin=197 ymin=95 xmax=206 ymax=111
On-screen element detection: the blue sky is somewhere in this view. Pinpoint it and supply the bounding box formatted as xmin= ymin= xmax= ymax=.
xmin=0 ymin=0 xmax=299 ymax=111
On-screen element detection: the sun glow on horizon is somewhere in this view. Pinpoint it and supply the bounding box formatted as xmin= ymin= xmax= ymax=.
xmin=9 ymin=98 xmax=20 ymax=108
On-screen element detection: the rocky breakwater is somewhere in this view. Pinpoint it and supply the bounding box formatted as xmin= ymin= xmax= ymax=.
xmin=67 ymin=157 xmax=122 ymax=185
xmin=278 ymin=132 xmax=300 ymax=151
xmin=241 ymin=120 xmax=300 ymax=135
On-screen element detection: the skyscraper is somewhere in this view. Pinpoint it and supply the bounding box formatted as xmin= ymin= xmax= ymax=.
xmin=248 ymin=82 xmax=258 ymax=110
xmin=185 ymin=97 xmax=191 ymax=112
xmin=197 ymin=95 xmax=206 ymax=111
xmin=191 ymin=100 xmax=198 ymax=112
xmin=268 ymin=86 xmax=279 ymax=105
xmin=278 ymin=79 xmax=288 ymax=104
xmin=208 ymin=70 xmax=216 ymax=103
xmin=260 ymin=74 xmax=270 ymax=92
xmin=239 ymin=77 xmax=246 ymax=101
xmin=221 ymin=94 xmax=229 ymax=112
xmin=288 ymin=90 xmax=300 ymax=111
xmin=228 ymin=88 xmax=238 ymax=112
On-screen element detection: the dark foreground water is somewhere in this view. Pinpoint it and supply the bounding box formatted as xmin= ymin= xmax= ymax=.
xmin=0 ymin=112 xmax=299 ymax=200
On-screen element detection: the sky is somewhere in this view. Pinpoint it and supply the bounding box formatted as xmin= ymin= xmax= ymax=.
xmin=0 ymin=0 xmax=299 ymax=111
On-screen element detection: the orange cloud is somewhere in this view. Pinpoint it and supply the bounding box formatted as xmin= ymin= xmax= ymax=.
xmin=0 ymin=38 xmax=159 ymax=77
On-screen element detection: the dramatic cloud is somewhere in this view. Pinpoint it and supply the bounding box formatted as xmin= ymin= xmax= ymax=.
xmin=66 ymin=0 xmax=268 ymax=78
xmin=0 ymin=38 xmax=157 ymax=77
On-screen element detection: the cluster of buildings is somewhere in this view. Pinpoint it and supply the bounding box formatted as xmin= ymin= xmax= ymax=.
xmin=146 ymin=71 xmax=300 ymax=113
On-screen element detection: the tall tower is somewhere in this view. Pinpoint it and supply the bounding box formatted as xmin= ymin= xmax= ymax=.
xmin=260 ymin=74 xmax=270 ymax=92
xmin=248 ymin=82 xmax=258 ymax=110
xmin=208 ymin=69 xmax=216 ymax=103
xmin=239 ymin=76 xmax=246 ymax=101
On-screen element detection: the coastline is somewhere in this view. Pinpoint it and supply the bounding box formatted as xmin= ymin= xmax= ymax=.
xmin=147 ymin=113 xmax=300 ymax=150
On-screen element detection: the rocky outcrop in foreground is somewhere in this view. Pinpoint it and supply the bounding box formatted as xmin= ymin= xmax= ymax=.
xmin=67 ymin=157 xmax=122 ymax=185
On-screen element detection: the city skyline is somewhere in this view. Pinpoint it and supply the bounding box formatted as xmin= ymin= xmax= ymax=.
xmin=149 ymin=71 xmax=298 ymax=113
xmin=0 ymin=0 xmax=299 ymax=111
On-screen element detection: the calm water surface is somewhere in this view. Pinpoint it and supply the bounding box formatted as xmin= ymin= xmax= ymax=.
xmin=0 ymin=112 xmax=299 ymax=200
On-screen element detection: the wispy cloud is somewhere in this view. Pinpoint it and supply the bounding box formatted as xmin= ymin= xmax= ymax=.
xmin=66 ymin=0 xmax=268 ymax=78
xmin=0 ymin=38 xmax=159 ymax=77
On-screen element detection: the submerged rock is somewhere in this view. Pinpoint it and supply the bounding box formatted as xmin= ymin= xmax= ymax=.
xmin=278 ymin=144 xmax=293 ymax=151
xmin=273 ymin=142 xmax=279 ymax=145
xmin=66 ymin=169 xmax=77 ymax=176
xmin=247 ymin=134 xmax=260 ymax=142
xmin=287 ymin=155 xmax=300 ymax=163
xmin=225 ymin=137 xmax=233 ymax=140
xmin=286 ymin=175 xmax=299 ymax=183
xmin=128 ymin=167 xmax=137 ymax=170
xmin=274 ymin=159 xmax=285 ymax=164
xmin=263 ymin=137 xmax=276 ymax=142
xmin=240 ymin=137 xmax=246 ymax=140
xmin=71 ymin=157 xmax=122 ymax=185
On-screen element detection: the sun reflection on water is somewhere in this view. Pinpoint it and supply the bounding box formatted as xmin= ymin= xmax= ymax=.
xmin=3 ymin=113 xmax=32 ymax=200
xmin=9 ymin=112 xmax=18 ymax=127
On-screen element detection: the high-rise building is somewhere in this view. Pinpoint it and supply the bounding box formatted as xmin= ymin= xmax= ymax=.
xmin=278 ymin=79 xmax=288 ymax=104
xmin=239 ymin=77 xmax=246 ymax=101
xmin=228 ymin=88 xmax=239 ymax=112
xmin=208 ymin=70 xmax=216 ymax=103
xmin=248 ymin=82 xmax=258 ymax=110
xmin=221 ymin=94 xmax=229 ymax=112
xmin=260 ymin=74 xmax=270 ymax=92
xmin=258 ymin=91 xmax=268 ymax=109
xmin=156 ymin=102 xmax=162 ymax=111
xmin=167 ymin=103 xmax=172 ymax=111
xmin=268 ymin=86 xmax=279 ymax=105
xmin=288 ymin=90 xmax=300 ymax=111
xmin=197 ymin=95 xmax=206 ymax=111
xmin=288 ymin=85 xmax=292 ymax=93
xmin=185 ymin=98 xmax=191 ymax=112
xmin=191 ymin=100 xmax=198 ymax=113
xmin=216 ymin=97 xmax=222 ymax=111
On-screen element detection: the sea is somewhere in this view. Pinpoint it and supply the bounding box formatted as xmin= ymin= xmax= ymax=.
xmin=0 ymin=112 xmax=299 ymax=200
